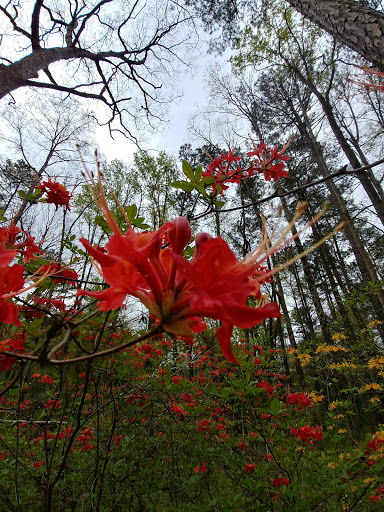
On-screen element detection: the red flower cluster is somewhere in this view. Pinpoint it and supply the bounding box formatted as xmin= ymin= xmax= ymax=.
xmin=202 ymin=150 xmax=254 ymax=194
xmin=0 ymin=334 xmax=25 ymax=371
xmin=44 ymin=399 xmax=60 ymax=409
xmin=238 ymin=441 xmax=249 ymax=451
xmin=257 ymin=380 xmax=274 ymax=397
xmin=290 ymin=425 xmax=323 ymax=443
xmin=36 ymin=178 xmax=72 ymax=211
xmin=0 ymin=221 xmax=42 ymax=263
xmin=370 ymin=487 xmax=384 ymax=502
xmin=202 ymin=141 xmax=290 ymax=193
xmin=365 ymin=438 xmax=384 ymax=456
xmin=244 ymin=463 xmax=256 ymax=474
xmin=247 ymin=140 xmax=290 ymax=181
xmin=76 ymin=428 xmax=95 ymax=452
xmin=286 ymin=392 xmax=312 ymax=408
xmin=33 ymin=296 xmax=66 ymax=311
xmin=170 ymin=404 xmax=185 ymax=417
xmin=272 ymin=477 xmax=289 ymax=487
xmin=0 ymin=247 xmax=24 ymax=326
xmin=197 ymin=419 xmax=211 ymax=433
xmin=193 ymin=461 xmax=208 ymax=473
xmin=78 ymin=181 xmax=281 ymax=363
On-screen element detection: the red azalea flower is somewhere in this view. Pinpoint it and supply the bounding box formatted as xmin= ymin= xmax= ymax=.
xmin=0 ymin=221 xmax=42 ymax=263
xmin=272 ymin=477 xmax=289 ymax=487
xmin=0 ymin=334 xmax=26 ymax=371
xmin=37 ymin=262 xmax=78 ymax=286
xmin=40 ymin=375 xmax=54 ymax=384
xmin=287 ymin=392 xmax=312 ymax=408
xmin=290 ymin=425 xmax=323 ymax=443
xmin=197 ymin=419 xmax=211 ymax=433
xmin=170 ymin=404 xmax=185 ymax=417
xmin=37 ymin=178 xmax=72 ymax=210
xmin=77 ymin=177 xmax=281 ymax=363
xmin=247 ymin=140 xmax=290 ymax=181
xmin=44 ymin=399 xmax=60 ymax=409
xmin=0 ymin=245 xmax=26 ymax=326
xmin=194 ymin=462 xmax=208 ymax=473
xmin=257 ymin=381 xmax=274 ymax=397
xmin=238 ymin=441 xmax=249 ymax=451
xmin=202 ymin=150 xmax=252 ymax=194
xmin=244 ymin=463 xmax=256 ymax=474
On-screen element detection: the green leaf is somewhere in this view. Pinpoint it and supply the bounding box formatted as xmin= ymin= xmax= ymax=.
xmin=270 ymin=397 xmax=282 ymax=416
xmin=201 ymin=176 xmax=216 ymax=185
xmin=214 ymin=200 xmax=225 ymax=208
xmin=194 ymin=183 xmax=209 ymax=197
xmin=214 ymin=184 xmax=222 ymax=195
xmin=94 ymin=215 xmax=111 ymax=233
xmin=18 ymin=190 xmax=29 ymax=200
xmin=195 ymin=166 xmax=202 ymax=182
xmin=171 ymin=181 xmax=195 ymax=192
xmin=182 ymin=160 xmax=195 ymax=182
xmin=221 ymin=387 xmax=231 ymax=400
xmin=125 ymin=204 xmax=137 ymax=221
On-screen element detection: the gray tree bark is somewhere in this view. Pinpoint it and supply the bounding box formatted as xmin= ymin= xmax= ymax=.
xmin=286 ymin=0 xmax=384 ymax=70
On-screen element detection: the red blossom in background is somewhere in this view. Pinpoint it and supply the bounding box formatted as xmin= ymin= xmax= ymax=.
xmin=257 ymin=381 xmax=274 ymax=397
xmin=247 ymin=140 xmax=290 ymax=182
xmin=202 ymin=149 xmax=254 ymax=194
xmin=44 ymin=399 xmax=60 ymax=409
xmin=287 ymin=392 xmax=312 ymax=408
xmin=36 ymin=178 xmax=72 ymax=211
xmin=40 ymin=375 xmax=54 ymax=384
xmin=37 ymin=262 xmax=78 ymax=286
xmin=0 ymin=334 xmax=25 ymax=372
xmin=193 ymin=462 xmax=208 ymax=473
xmin=365 ymin=438 xmax=384 ymax=456
xmin=290 ymin=425 xmax=323 ymax=443
xmin=244 ymin=463 xmax=256 ymax=474
xmin=272 ymin=477 xmax=289 ymax=487
xmin=0 ymin=221 xmax=42 ymax=263
xmin=170 ymin=404 xmax=185 ymax=417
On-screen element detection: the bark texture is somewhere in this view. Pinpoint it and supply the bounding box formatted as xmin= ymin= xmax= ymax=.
xmin=286 ymin=0 xmax=384 ymax=70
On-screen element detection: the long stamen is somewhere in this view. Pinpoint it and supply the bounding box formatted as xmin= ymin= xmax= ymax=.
xmin=256 ymin=221 xmax=345 ymax=284
xmin=81 ymin=156 xmax=122 ymax=236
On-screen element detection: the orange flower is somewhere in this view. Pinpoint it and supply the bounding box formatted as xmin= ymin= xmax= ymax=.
xmin=37 ymin=178 xmax=72 ymax=210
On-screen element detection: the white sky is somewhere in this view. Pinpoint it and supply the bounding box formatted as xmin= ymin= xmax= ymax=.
xmin=95 ymin=47 xmax=233 ymax=164
xmin=95 ymin=63 xmax=208 ymax=163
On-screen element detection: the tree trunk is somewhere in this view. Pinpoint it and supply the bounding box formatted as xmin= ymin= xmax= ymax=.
xmin=278 ymin=189 xmax=332 ymax=342
xmin=286 ymin=0 xmax=384 ymax=71
xmin=298 ymin=118 xmax=384 ymax=339
xmin=293 ymin=73 xmax=384 ymax=228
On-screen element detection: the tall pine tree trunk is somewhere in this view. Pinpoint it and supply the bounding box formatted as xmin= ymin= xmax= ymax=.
xmin=286 ymin=0 xmax=384 ymax=70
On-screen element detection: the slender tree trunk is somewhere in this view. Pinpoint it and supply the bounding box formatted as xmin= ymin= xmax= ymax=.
xmin=294 ymin=76 xmax=384 ymax=227
xmin=290 ymin=262 xmax=316 ymax=338
xmin=307 ymin=215 xmax=364 ymax=339
xmin=278 ymin=189 xmax=332 ymax=342
xmin=297 ymin=116 xmax=384 ymax=338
